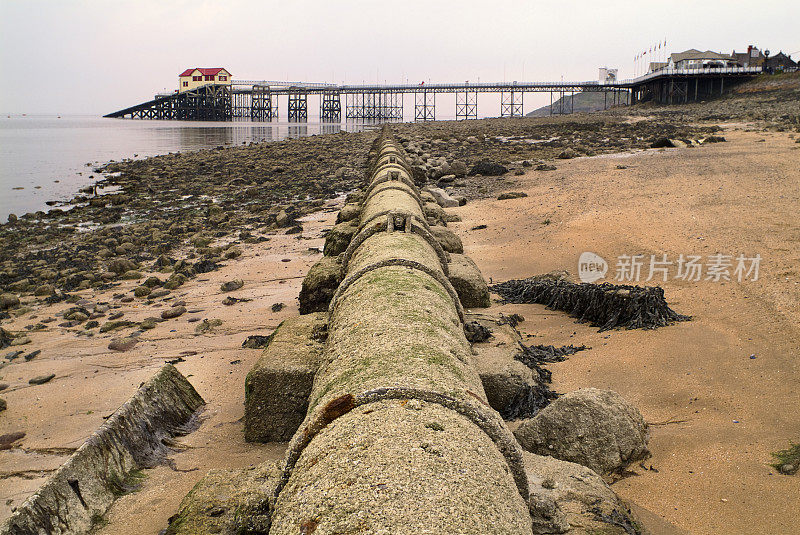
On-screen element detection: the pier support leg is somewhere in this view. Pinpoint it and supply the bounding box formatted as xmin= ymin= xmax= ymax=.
xmin=288 ymin=92 xmax=308 ymax=122
xmin=321 ymin=91 xmax=341 ymax=122
xmin=455 ymin=91 xmax=478 ymax=120
xmin=251 ymin=85 xmax=275 ymax=121
xmin=500 ymin=90 xmax=523 ymax=117
xmin=414 ymin=91 xmax=435 ymax=121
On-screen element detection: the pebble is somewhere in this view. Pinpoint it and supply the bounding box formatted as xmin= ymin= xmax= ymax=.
xmin=161 ymin=306 xmax=187 ymax=319
xmin=108 ymin=338 xmax=138 ymax=352
xmin=29 ymin=374 xmax=56 ymax=385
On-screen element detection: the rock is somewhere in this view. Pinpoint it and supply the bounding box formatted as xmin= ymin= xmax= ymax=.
xmin=120 ymin=269 xmax=144 ymax=280
xmin=242 ymin=335 xmax=273 ymax=349
xmin=468 ymin=161 xmax=509 ymax=176
xmin=245 ymin=313 xmax=326 ymax=442
xmin=149 ymin=289 xmax=170 ymax=299
xmin=299 ymin=256 xmax=343 ymax=314
xmin=275 ymin=210 xmax=292 ymax=227
xmin=323 ymin=221 xmax=358 ymax=256
xmin=220 ymin=279 xmax=244 ymax=292
xmin=29 ymin=374 xmax=56 ymax=385
xmin=225 ymin=246 xmax=242 ymax=259
xmin=161 ymin=306 xmax=187 ymax=319
xmin=107 ymin=258 xmax=138 ymax=275
xmin=8 ymin=279 xmax=30 ymax=292
xmin=497 ymin=191 xmax=528 ymax=200
xmin=7 ymin=213 xmax=17 ymax=223
xmin=425 ymin=187 xmax=460 ymax=208
xmin=0 ymin=294 xmax=20 ymax=310
xmin=429 ymin=225 xmax=463 ymax=254
xmin=142 ymin=276 xmax=163 ymax=288
xmin=469 ymin=319 xmax=554 ymax=419
xmin=651 ymin=137 xmax=678 ymax=148
xmin=140 ymin=317 xmax=162 ymax=330
xmin=0 ymin=398 xmax=5 ymax=412
xmin=0 ymin=327 xmax=15 ymax=349
xmin=514 ymin=388 xmax=650 ymax=477
xmin=285 ymin=224 xmax=303 ymax=234
xmin=193 ymin=259 xmax=218 ymax=274
xmin=464 ymin=321 xmax=492 ymax=343
xmin=34 ymin=284 xmax=55 ymax=296
xmin=134 ymin=286 xmax=152 ymax=298
xmin=423 ymin=202 xmax=448 ymax=225
xmin=194 ymin=318 xmax=223 ymax=334
xmin=535 ymin=164 xmax=557 ymax=171
xmin=465 ymin=136 xmax=479 ymax=143
xmin=557 ymin=148 xmax=578 ymax=159
xmin=10 ymin=336 xmax=31 ymax=346
xmin=271 ymin=302 xmax=285 ymax=313
xmin=100 ymin=321 xmax=134 ymax=335
xmin=336 ymin=203 xmax=361 ymax=223
xmin=163 ymin=273 xmax=187 ymax=290
xmin=4 ymin=365 xmax=203 ymax=534
xmin=447 ymin=254 xmax=491 ymax=308
xmin=153 ymin=255 xmax=175 ymax=270
xmin=779 ymin=464 xmax=796 ymax=475
xmin=163 ymin=463 xmax=279 ymax=535
xmin=450 ymin=160 xmax=468 ymax=177
xmin=524 ymin=452 xmax=639 ymax=534
xmin=24 ymin=349 xmax=42 ymax=361
xmin=108 ymin=337 xmax=139 ymax=352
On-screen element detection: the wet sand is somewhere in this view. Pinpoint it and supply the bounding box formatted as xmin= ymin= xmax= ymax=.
xmin=0 ymin=206 xmax=341 ymax=532
xmin=452 ymin=128 xmax=800 ymax=534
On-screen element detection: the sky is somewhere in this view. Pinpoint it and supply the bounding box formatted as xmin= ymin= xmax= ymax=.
xmin=1 ymin=0 xmax=798 ymax=115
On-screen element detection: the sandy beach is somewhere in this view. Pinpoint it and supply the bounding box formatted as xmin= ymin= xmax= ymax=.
xmin=454 ymin=127 xmax=800 ymax=534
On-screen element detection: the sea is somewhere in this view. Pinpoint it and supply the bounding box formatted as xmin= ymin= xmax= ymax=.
xmin=0 ymin=115 xmax=404 ymax=223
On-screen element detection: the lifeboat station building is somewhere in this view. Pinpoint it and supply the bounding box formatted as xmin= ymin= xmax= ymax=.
xmin=178 ymin=68 xmax=231 ymax=92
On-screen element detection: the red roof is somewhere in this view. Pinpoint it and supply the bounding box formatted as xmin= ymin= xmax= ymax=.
xmin=179 ymin=67 xmax=230 ymax=77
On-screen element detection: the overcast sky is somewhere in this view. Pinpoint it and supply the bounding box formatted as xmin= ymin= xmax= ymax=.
xmin=1 ymin=0 xmax=798 ymax=115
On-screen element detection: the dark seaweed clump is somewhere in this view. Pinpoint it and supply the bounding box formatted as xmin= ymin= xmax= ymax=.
xmin=490 ymin=278 xmax=690 ymax=332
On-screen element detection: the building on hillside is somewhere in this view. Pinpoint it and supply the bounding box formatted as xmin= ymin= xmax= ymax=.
xmin=667 ymin=49 xmax=737 ymax=69
xmin=731 ymin=45 xmax=765 ymax=68
xmin=178 ymin=68 xmax=232 ymax=92
xmin=648 ymin=61 xmax=667 ymax=73
xmin=764 ymin=52 xmax=797 ymax=73
xmin=598 ymin=67 xmax=618 ymax=82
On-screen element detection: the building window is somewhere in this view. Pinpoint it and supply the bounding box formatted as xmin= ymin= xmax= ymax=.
xmin=204 ymin=75 xmax=214 ymax=81
xmin=193 ymin=75 xmax=201 ymax=81
xmin=219 ymin=75 xmax=227 ymax=81
xmin=182 ymin=81 xmax=188 ymax=87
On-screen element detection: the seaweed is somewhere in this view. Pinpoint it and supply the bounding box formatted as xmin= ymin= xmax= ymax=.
xmin=464 ymin=321 xmax=492 ymax=343
xmin=501 ymin=340 xmax=589 ymax=420
xmin=490 ymin=278 xmax=690 ymax=332
xmin=770 ymin=442 xmax=799 ymax=475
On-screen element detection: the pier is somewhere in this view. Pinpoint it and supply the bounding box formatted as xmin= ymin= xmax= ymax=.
xmin=104 ymin=66 xmax=762 ymax=121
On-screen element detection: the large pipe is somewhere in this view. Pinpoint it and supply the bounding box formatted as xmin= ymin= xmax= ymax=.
xmin=268 ymin=128 xmax=532 ymax=534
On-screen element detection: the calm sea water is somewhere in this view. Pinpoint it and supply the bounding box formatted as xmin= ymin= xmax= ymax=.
xmin=0 ymin=115 xmax=387 ymax=222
